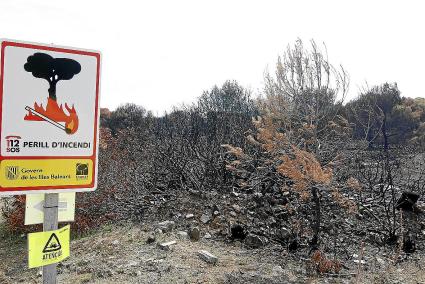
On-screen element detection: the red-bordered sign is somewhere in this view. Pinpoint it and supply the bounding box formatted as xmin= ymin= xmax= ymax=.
xmin=0 ymin=39 xmax=101 ymax=195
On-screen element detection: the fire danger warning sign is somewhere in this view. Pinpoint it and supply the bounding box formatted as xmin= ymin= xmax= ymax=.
xmin=0 ymin=39 xmax=101 ymax=194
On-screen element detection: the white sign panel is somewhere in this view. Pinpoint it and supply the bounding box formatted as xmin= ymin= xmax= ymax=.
xmin=25 ymin=192 xmax=76 ymax=225
xmin=0 ymin=39 xmax=101 ymax=194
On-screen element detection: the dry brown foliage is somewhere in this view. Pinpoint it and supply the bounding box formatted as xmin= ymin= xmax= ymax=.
xmin=346 ymin=177 xmax=362 ymax=192
xmin=311 ymin=250 xmax=342 ymax=274
xmin=251 ymin=115 xmax=333 ymax=199
xmin=252 ymin=116 xmax=290 ymax=154
xmin=331 ymin=187 xmax=358 ymax=214
xmin=278 ymin=147 xmax=332 ymax=196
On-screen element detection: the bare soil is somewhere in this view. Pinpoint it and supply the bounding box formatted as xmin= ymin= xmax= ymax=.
xmin=1 ymin=222 xmax=425 ymax=284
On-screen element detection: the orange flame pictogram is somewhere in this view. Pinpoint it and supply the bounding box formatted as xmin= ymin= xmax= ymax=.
xmin=24 ymin=98 xmax=79 ymax=134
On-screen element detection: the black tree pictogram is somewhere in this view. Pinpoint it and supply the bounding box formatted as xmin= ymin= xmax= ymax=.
xmin=24 ymin=53 xmax=81 ymax=101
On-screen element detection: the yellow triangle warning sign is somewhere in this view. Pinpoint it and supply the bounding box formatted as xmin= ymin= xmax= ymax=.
xmin=43 ymin=233 xmax=62 ymax=253
xmin=28 ymin=225 xmax=70 ymax=268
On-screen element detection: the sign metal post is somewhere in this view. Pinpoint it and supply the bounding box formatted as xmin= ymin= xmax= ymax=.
xmin=43 ymin=193 xmax=59 ymax=284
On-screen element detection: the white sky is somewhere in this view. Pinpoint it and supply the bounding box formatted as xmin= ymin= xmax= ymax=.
xmin=0 ymin=0 xmax=424 ymax=114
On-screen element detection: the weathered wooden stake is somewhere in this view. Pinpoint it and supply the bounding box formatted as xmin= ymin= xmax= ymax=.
xmin=43 ymin=193 xmax=59 ymax=284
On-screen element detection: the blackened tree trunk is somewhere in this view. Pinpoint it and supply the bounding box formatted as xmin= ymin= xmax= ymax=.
xmin=381 ymin=114 xmax=389 ymax=151
xmin=48 ymin=82 xmax=57 ymax=101
xmin=311 ymin=186 xmax=321 ymax=250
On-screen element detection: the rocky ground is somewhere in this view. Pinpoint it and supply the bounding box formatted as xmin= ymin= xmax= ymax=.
xmin=2 ymin=159 xmax=425 ymax=284
xmin=1 ymin=219 xmax=425 ymax=284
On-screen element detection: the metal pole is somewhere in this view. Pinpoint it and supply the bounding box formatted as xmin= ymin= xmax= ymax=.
xmin=43 ymin=193 xmax=59 ymax=284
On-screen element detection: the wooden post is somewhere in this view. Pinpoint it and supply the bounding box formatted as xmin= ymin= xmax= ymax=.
xmin=43 ymin=193 xmax=59 ymax=284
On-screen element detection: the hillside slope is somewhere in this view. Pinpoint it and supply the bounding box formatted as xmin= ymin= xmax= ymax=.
xmin=1 ymin=223 xmax=425 ymax=283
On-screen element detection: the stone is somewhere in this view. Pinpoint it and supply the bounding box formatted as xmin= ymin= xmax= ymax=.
xmin=230 ymin=211 xmax=237 ymax=217
xmin=158 ymin=241 xmax=177 ymax=251
xmin=190 ymin=227 xmax=201 ymax=241
xmin=112 ymin=240 xmax=119 ymax=245
xmin=157 ymin=221 xmax=175 ymax=233
xmin=158 ymin=263 xmax=172 ymax=273
xmin=200 ymin=214 xmax=211 ymax=224
xmin=204 ymin=233 xmax=212 ymax=239
xmin=146 ymin=234 xmax=156 ymax=244
xmin=231 ymin=224 xmax=246 ymax=240
xmin=245 ymin=234 xmax=265 ymax=248
xmin=232 ymin=204 xmax=241 ymax=213
xmin=232 ymin=204 xmax=241 ymax=212
xmin=376 ymin=257 xmax=386 ymax=266
xmin=212 ymin=204 xmax=221 ymax=212
xmin=415 ymin=201 xmax=425 ymax=212
xmin=281 ymin=226 xmax=291 ymax=235
xmin=177 ymin=231 xmax=189 ymax=240
xmin=189 ymin=189 xmax=201 ymax=196
xmin=272 ymin=265 xmax=284 ymax=275
xmin=185 ymin=214 xmax=194 ymax=219
xmin=198 ymin=250 xmax=218 ymax=264
xmin=396 ymin=191 xmax=420 ymax=211
xmin=403 ymin=236 xmax=416 ymax=253
xmin=126 ymin=261 xmax=138 ymax=267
